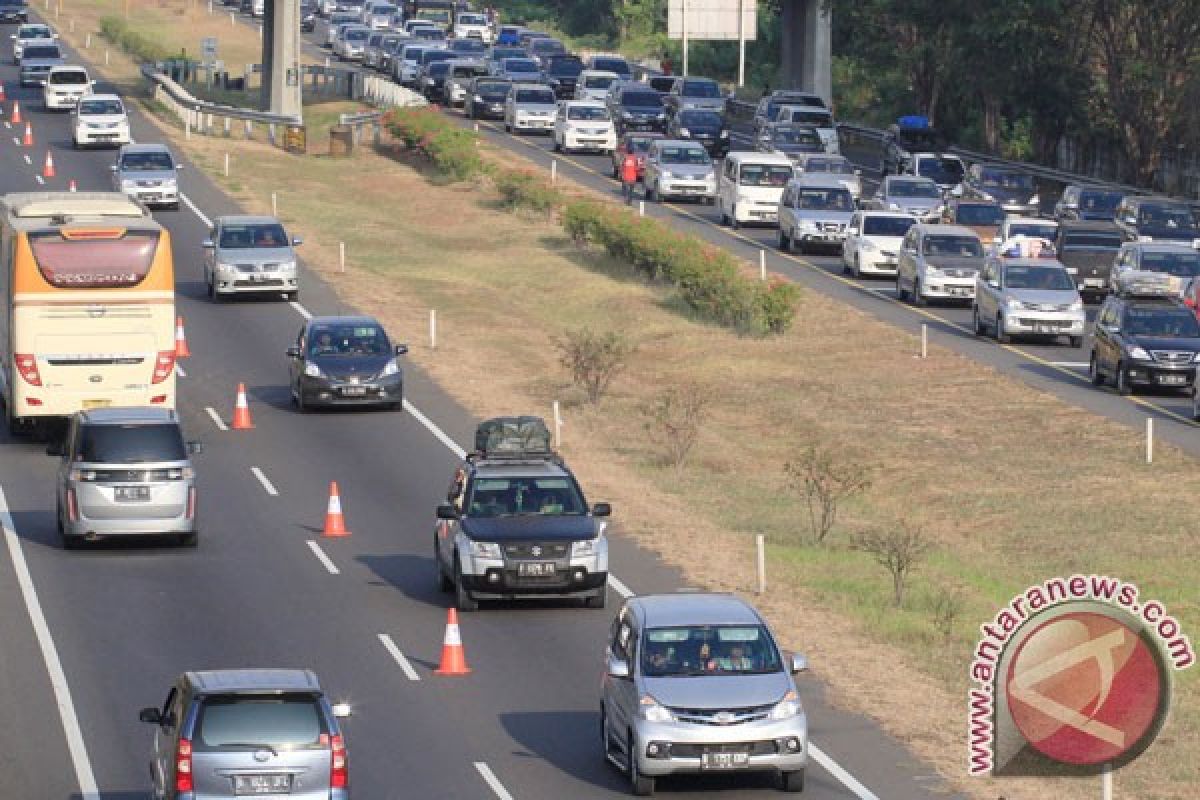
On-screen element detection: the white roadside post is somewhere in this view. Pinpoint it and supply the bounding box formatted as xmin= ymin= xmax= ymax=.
xmin=223 ymin=152 xmax=230 ymax=177
xmin=85 ymin=32 xmax=91 ymax=48
xmin=271 ymin=191 xmax=278 ymax=217
xmin=1101 ymin=764 xmax=1113 ymax=800
xmin=104 ymin=49 xmax=110 ymax=65
xmin=736 ymin=0 xmax=746 ymax=88
xmin=553 ymin=401 xmax=563 ymax=448
xmin=921 ymin=323 xmax=928 ymax=359
xmin=638 ymin=200 xmax=645 ymax=217
xmin=755 ymin=534 xmax=766 ymax=594
xmin=759 ymin=249 xmax=766 ymax=281
xmin=550 ymin=159 xmax=557 ymax=184
xmin=339 ymin=241 xmax=346 ymax=273
xmin=429 ymin=309 xmax=437 ymax=349
xmin=230 ymin=10 xmax=235 ymax=26
xmin=1146 ymin=418 xmax=1153 ymax=464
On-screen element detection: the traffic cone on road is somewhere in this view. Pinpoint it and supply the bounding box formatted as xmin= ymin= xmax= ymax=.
xmin=321 ymin=481 xmax=350 ymax=538
xmin=10 ymin=99 xmax=19 ymax=124
xmin=174 ymin=316 xmax=191 ymax=358
xmin=22 ymin=121 xmax=32 ymax=147
xmin=231 ymin=382 xmax=254 ymax=430
xmin=434 ymin=609 xmax=471 ymax=675
xmin=42 ymin=150 xmax=55 ymax=178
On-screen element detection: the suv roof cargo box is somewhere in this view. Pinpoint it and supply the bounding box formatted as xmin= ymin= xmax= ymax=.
xmin=474 ymin=416 xmax=552 ymax=457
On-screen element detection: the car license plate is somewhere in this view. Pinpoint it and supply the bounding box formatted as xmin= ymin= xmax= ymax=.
xmin=83 ymin=398 xmax=111 ymax=409
xmin=518 ymin=561 xmax=555 ymax=577
xmin=1084 ymin=278 xmax=1105 ymax=287
xmin=1034 ymin=324 xmax=1057 ymax=333
xmin=233 ymin=774 xmax=292 ymax=795
xmin=341 ymin=386 xmax=368 ymax=396
xmin=702 ymin=752 xmax=750 ymax=769
xmin=949 ymin=287 xmax=971 ymax=296
xmin=114 ymin=486 xmax=150 ymax=502
xmin=1158 ymin=374 xmax=1188 ymax=385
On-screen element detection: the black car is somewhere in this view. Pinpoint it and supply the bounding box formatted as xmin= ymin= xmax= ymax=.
xmin=543 ymin=54 xmax=583 ymax=98
xmin=465 ymin=76 xmax=512 ymax=119
xmin=646 ymin=74 xmax=676 ymax=94
xmin=1054 ymin=184 xmax=1125 ymax=222
xmin=419 ymin=60 xmax=452 ymax=100
xmin=667 ymin=108 xmax=729 ymax=157
xmin=1054 ymin=221 xmax=1123 ymax=300
xmin=963 ymin=163 xmax=1040 ymax=215
xmin=286 ymin=316 xmax=408 ymax=411
xmin=1113 ymin=196 xmax=1200 ymax=246
xmin=880 ymin=117 xmax=946 ymax=176
xmin=608 ymin=82 xmax=667 ymax=134
xmin=1089 ymin=288 xmax=1200 ymax=395
xmin=0 ymin=0 xmax=28 ymax=23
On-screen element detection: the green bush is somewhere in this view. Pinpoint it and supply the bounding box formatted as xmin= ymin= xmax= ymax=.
xmin=384 ymin=107 xmax=484 ymax=182
xmin=492 ymin=168 xmax=563 ymax=213
xmin=99 ymin=16 xmax=171 ymax=63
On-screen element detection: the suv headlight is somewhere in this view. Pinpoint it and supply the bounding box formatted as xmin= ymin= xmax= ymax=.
xmin=217 ymin=262 xmax=236 ymax=274
xmin=121 ymin=178 xmax=137 ymax=189
xmin=859 ymin=239 xmax=877 ymax=251
xmin=379 ymin=359 xmax=400 ymax=377
xmin=659 ymin=170 xmax=675 ymax=179
xmin=1128 ymin=345 xmax=1152 ymax=361
xmin=470 ymin=540 xmax=502 ymax=559
xmin=473 ymin=94 xmax=483 ymax=103
xmin=639 ymin=695 xmax=673 ymax=723
xmin=68 ymin=468 xmax=98 ymax=482
xmin=1029 ymin=193 xmax=1040 ymax=205
xmin=796 ymin=219 xmax=819 ymax=231
xmin=1005 ymin=296 xmax=1026 ymax=310
xmin=571 ymin=537 xmax=602 ymax=557
xmin=1069 ymin=300 xmax=1084 ymax=312
xmin=304 ymin=362 xmax=324 ymax=377
xmin=678 ymin=127 xmax=691 ymax=137
xmin=769 ymin=690 xmax=801 ymax=720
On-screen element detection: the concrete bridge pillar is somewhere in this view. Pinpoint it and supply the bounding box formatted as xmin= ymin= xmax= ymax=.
xmin=779 ymin=0 xmax=831 ymax=105
xmin=262 ymin=0 xmax=303 ymax=119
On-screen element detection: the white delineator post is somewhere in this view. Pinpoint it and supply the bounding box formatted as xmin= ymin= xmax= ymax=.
xmin=1101 ymin=764 xmax=1113 ymax=800
xmin=338 ymin=241 xmax=346 ymax=273
xmin=638 ymin=200 xmax=645 ymax=217
xmin=921 ymin=323 xmax=928 ymax=359
xmin=429 ymin=309 xmax=437 ymax=349
xmin=550 ymin=159 xmax=557 ymax=184
xmin=755 ymin=534 xmax=766 ymax=594
xmin=681 ymin=0 xmax=689 ymax=76
xmin=553 ymin=401 xmax=563 ymax=448
xmin=271 ymin=191 xmax=278 ymax=217
xmin=759 ymin=249 xmax=766 ymax=281
xmin=1146 ymin=418 xmax=1153 ymax=464
xmin=85 ymin=32 xmax=91 ymax=48
xmin=736 ymin=0 xmax=746 ymax=88
xmin=223 ymin=153 xmax=230 ymax=177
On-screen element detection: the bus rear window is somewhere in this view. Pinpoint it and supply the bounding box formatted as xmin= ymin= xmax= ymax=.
xmin=29 ymin=230 xmax=160 ymax=288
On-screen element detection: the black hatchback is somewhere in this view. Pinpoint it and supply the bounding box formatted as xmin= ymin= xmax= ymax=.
xmin=287 ymin=315 xmax=408 ymax=411
xmin=667 ymin=109 xmax=729 ymax=157
xmin=609 ymin=84 xmax=667 ymax=135
xmin=1089 ymin=289 xmax=1200 ymax=395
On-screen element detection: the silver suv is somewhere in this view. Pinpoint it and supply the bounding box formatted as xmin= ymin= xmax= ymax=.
xmin=203 ymin=215 xmax=302 ymax=302
xmin=777 ymin=174 xmax=856 ymax=254
xmin=139 ymin=669 xmax=352 ymax=800
xmin=112 ymin=143 xmax=182 ymax=210
xmin=642 ymin=139 xmax=717 ymax=204
xmin=50 ymin=407 xmax=201 ymax=548
xmin=896 ymin=223 xmax=986 ymax=305
xmin=601 ymin=593 xmax=809 ymax=795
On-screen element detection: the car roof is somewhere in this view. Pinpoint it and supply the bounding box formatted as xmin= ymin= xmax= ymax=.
xmin=563 ymin=99 xmax=605 ymax=107
xmin=859 ymin=210 xmax=917 ymax=219
xmin=471 ymin=460 xmax=570 ymax=478
xmin=77 ymin=406 xmax=179 ymax=425
xmin=632 ymin=593 xmax=762 ymax=627
xmin=887 ymin=175 xmax=936 ymax=184
xmin=653 ymin=138 xmax=706 ymax=149
xmin=1005 ymin=215 xmax=1053 ymax=225
xmin=47 ymin=65 xmax=86 ymax=73
xmin=185 ymin=669 xmax=322 ymax=695
xmin=512 ymin=82 xmax=552 ymax=91
xmin=309 ymin=315 xmax=382 ymax=328
xmin=917 ymin=223 xmax=978 ymax=238
xmin=788 ymin=174 xmax=850 ymax=188
xmin=999 ymin=257 xmax=1067 ymax=269
xmin=84 ymin=93 xmax=122 ymax=102
xmin=1059 ymin=220 xmax=1121 ymax=231
xmin=119 ymin=143 xmax=172 ymax=155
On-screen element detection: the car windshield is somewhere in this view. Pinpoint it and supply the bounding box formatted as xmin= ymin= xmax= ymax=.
xmin=79 ymin=423 xmax=186 ymax=463
xmin=955 ymin=204 xmax=1005 ymax=226
xmin=23 ymin=45 xmax=59 ymax=58
xmin=373 ymin=3 xmax=395 ymax=12
xmin=1140 ymin=251 xmax=1200 ymax=277
xmin=568 ymin=106 xmax=609 ymax=121
xmin=1137 ymin=205 xmax=1197 ymax=229
xmin=516 ymin=89 xmax=554 ymax=104
xmin=1062 ymin=232 xmax=1122 ymax=250
xmin=660 ymin=146 xmax=709 ymax=165
xmin=897 ymin=128 xmax=941 ymax=149
xmin=916 ymin=157 xmax=964 ymax=183
xmin=422 ymin=51 xmax=453 ymax=65
xmin=476 ymin=81 xmax=509 ymax=95
xmin=772 ymin=128 xmax=820 ymax=146
xmin=120 ymin=152 xmax=174 ymax=171
xmin=1008 ymin=223 xmax=1058 ymax=239
xmin=739 ymin=164 xmax=792 ymax=186
xmin=981 ymin=170 xmax=1035 ymax=190
xmin=641 ymin=625 xmax=783 ymax=677
xmin=308 ymin=324 xmax=391 ymax=357
xmin=458 ymin=12 xmax=484 ymax=23
xmin=682 ymin=79 xmax=720 ymax=97
xmin=863 ymin=216 xmax=915 ymax=236
xmin=195 ymin=695 xmax=326 ymax=750
xmin=451 ymin=40 xmax=486 ymax=53
xmin=548 ymin=61 xmax=582 ymax=76
xmin=79 ymin=98 xmax=123 ymax=115
xmin=49 ymin=70 xmax=87 ymax=84
xmin=428 ymin=63 xmax=450 ymax=77
xmin=467 ymin=476 xmax=586 ymax=516
xmin=889 ymin=180 xmax=939 ymax=198
xmin=625 ymin=136 xmax=657 ymax=153
xmin=531 ymin=39 xmax=564 ymax=53
xmin=1124 ymin=307 xmax=1200 ymax=337
xmin=491 ymin=48 xmax=526 ymax=61
xmin=504 ymin=59 xmax=538 ymax=72
xmin=1078 ymin=191 xmax=1123 ymax=213
xmin=1004 ymin=265 xmax=1074 ymax=290
xmin=680 ymin=110 xmax=722 ymax=127
xmin=219 ymin=223 xmax=289 ymax=249
xmin=593 ymin=58 xmax=629 ymax=75
xmin=786 ymin=109 xmax=832 ymax=126
xmin=804 ymin=157 xmax=853 ymax=175
xmin=20 ymin=26 xmax=51 ymax=38
xmin=796 ymin=188 xmax=853 ymax=211
xmin=924 ymin=236 xmax=984 ymax=257
xmin=621 ymin=91 xmax=662 ymax=108
xmin=584 ymin=74 xmax=615 ymax=89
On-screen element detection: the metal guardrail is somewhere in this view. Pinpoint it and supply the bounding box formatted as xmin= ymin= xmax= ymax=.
xmin=356 ymin=74 xmax=427 ymax=110
xmin=142 ymin=64 xmax=301 ymax=127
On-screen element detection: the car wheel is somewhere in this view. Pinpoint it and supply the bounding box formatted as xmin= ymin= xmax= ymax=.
xmin=177 ymin=531 xmax=198 ymax=547
xmin=853 ymin=254 xmax=863 ymax=279
xmin=1089 ymin=353 xmax=1106 ymax=386
xmin=295 ymin=387 xmax=308 ymax=413
xmin=584 ymin=587 xmax=606 ymax=609
xmin=780 ymin=769 xmax=805 ymax=793
xmin=973 ymin=306 xmax=985 ymax=336
xmin=629 ymin=731 xmax=655 ymax=796
xmin=436 ymin=538 xmax=453 ymax=592
xmin=896 ymin=275 xmax=908 ymax=302
xmin=1116 ymin=362 xmax=1132 ymax=395
xmin=912 ymin=278 xmax=924 ymax=306
xmin=996 ymin=315 xmax=1010 ymax=343
xmin=1069 ymin=335 xmax=1083 ymax=349
xmin=552 ymin=136 xmax=561 ymax=153
xmin=454 ymin=556 xmax=478 ymax=612
xmin=504 ymin=120 xmax=511 ymax=133
xmin=778 ymin=228 xmax=791 ymax=253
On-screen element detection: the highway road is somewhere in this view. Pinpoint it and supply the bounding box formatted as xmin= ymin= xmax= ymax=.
xmin=0 ymin=17 xmax=961 ymax=800
xmin=294 ymin=18 xmax=1200 ymax=459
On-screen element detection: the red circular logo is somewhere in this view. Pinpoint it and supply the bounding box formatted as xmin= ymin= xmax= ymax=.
xmin=1005 ymin=611 xmax=1167 ymax=766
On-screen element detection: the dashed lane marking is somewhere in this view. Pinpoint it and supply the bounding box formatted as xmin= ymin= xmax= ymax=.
xmin=204 ymin=406 xmax=228 ymax=431
xmin=377 ymin=633 xmax=421 ymax=681
xmin=306 ymin=540 xmax=340 ymax=575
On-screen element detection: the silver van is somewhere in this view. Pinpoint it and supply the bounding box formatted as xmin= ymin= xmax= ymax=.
xmin=51 ymin=407 xmax=201 ymax=548
xmin=112 ymin=143 xmax=182 ymax=210
xmin=601 ymin=593 xmax=809 ymax=795
xmin=777 ymin=174 xmax=856 ymax=254
xmin=140 ymin=669 xmax=352 ymax=800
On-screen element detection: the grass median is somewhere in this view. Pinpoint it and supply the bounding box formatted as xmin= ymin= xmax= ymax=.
xmin=47 ymin=5 xmax=1200 ymax=798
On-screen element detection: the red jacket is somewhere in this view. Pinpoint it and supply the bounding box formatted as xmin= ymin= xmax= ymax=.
xmin=620 ymin=153 xmax=639 ymax=183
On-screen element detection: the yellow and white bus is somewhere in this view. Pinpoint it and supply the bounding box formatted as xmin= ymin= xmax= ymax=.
xmin=0 ymin=192 xmax=176 ymax=434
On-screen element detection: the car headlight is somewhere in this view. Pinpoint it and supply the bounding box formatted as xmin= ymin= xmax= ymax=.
xmin=217 ymin=262 xmax=237 ymax=274
xmin=121 ymin=179 xmax=137 ymax=189
xmin=621 ymin=111 xmax=633 ymax=119
xmin=659 ymin=170 xmax=675 ymax=179
xmin=1128 ymin=346 xmax=1152 ymax=361
xmin=1138 ymin=235 xmax=1154 ymax=242
xmin=719 ymin=130 xmax=729 ymax=138
xmin=769 ymin=690 xmax=801 ymax=721
xmin=303 ymin=362 xmax=324 ymax=377
xmin=639 ymin=695 xmax=674 ymax=723
xmin=470 ymin=540 xmax=502 ymax=559
xmin=571 ymin=537 xmax=602 ymax=557
xmin=887 ymin=202 xmax=901 ymax=211
xmin=797 ymin=220 xmax=819 ymax=231
xmin=1005 ymin=296 xmax=1026 ymax=310
xmin=379 ymin=359 xmax=400 ymax=377
xmin=704 ymin=171 xmax=716 ymax=181
xmin=1192 ymin=352 xmax=1200 ymax=364
xmin=1029 ymin=193 xmax=1040 ymax=205
xmin=859 ymin=239 xmax=877 ymax=251
xmin=1069 ymin=300 xmax=1084 ymax=312
xmin=979 ymin=192 xmax=994 ymax=201
xmin=163 ymin=177 xmax=178 ymax=187
xmin=279 ymin=260 xmax=296 ymax=272
xmin=473 ymin=94 xmax=483 ymax=103
xmin=678 ymin=127 xmax=691 ymax=136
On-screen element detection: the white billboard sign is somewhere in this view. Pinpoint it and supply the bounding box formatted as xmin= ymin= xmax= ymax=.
xmin=667 ymin=0 xmax=757 ymax=42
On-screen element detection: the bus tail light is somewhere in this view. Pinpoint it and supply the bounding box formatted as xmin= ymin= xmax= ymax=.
xmin=15 ymin=353 xmax=42 ymax=386
xmin=151 ymin=350 xmax=176 ymax=384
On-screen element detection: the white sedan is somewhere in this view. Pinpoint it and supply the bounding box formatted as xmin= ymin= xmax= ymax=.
xmin=552 ymin=100 xmax=617 ymax=154
xmin=72 ymin=94 xmax=131 ymax=148
xmin=841 ymin=210 xmax=917 ymax=277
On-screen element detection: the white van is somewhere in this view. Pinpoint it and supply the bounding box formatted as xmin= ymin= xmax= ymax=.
xmin=42 ymin=65 xmax=92 ymax=109
xmin=717 ymin=151 xmax=794 ymax=229
xmin=574 ymin=69 xmax=619 ymax=102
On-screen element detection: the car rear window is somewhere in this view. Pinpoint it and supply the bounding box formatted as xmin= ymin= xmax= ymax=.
xmin=504 ymin=58 xmax=539 ymax=72
xmin=592 ymin=58 xmax=629 ymax=75
xmin=862 ymin=216 xmax=915 ymax=236
xmin=620 ymin=91 xmax=662 ymax=108
xmin=49 ymin=70 xmax=88 ymax=84
xmin=516 ymin=89 xmax=554 ymax=104
xmin=79 ymin=99 xmax=123 ymax=115
xmin=1062 ymin=232 xmax=1121 ymax=249
xmin=79 ymin=423 xmax=186 ymax=463
xmin=23 ymin=44 xmax=60 ymax=58
xmin=29 ymin=229 xmax=160 ymax=289
xmin=682 ymin=80 xmax=720 ymax=97
xmin=195 ymin=695 xmax=326 ymax=750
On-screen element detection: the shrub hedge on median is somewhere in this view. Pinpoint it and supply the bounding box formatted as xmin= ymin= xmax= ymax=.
xmin=492 ymin=168 xmax=564 ymax=213
xmin=383 ymin=106 xmax=484 ymax=182
xmin=99 ymin=16 xmax=171 ymax=64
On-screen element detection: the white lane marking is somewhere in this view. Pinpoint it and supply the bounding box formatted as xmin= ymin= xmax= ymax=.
xmin=176 ymin=364 xmax=187 ymax=377
xmin=377 ymin=633 xmax=421 ymax=681
xmin=473 ymin=762 xmax=515 ymax=800
xmin=181 ymin=192 xmax=212 ymax=227
xmin=306 ymin=540 xmax=340 ymax=575
xmin=4 ymin=121 xmax=10 ymax=129
xmin=204 ymin=406 xmax=228 ymax=431
xmin=1051 ymin=362 xmax=1089 ymax=368
xmin=35 ymin=175 xmax=44 ymax=185
xmin=864 ymin=286 xmax=897 ymax=293
xmin=289 ymin=301 xmax=312 ymax=320
xmin=402 ymin=398 xmax=467 ymax=459
xmin=607 ymin=574 xmax=634 ymax=598
xmin=11 ymin=136 xmax=19 ymax=145
xmin=23 ymin=153 xmax=32 ymax=165
xmin=809 ymin=744 xmax=881 ymax=800
xmin=250 ymin=466 xmax=279 ymax=496
xmin=0 ymin=487 xmax=102 ymax=800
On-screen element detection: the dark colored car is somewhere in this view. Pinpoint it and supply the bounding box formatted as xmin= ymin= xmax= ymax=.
xmin=465 ymin=76 xmax=512 ymax=119
xmin=587 ymin=54 xmax=632 ymax=80
xmin=1090 ymin=290 xmax=1200 ymax=394
xmin=880 ymin=117 xmax=947 ymax=176
xmin=963 ymin=163 xmax=1039 ymax=215
xmin=448 ymin=37 xmax=487 ymax=55
xmin=543 ymin=54 xmax=584 ymax=98
xmin=646 ymin=74 xmax=676 ymax=94
xmin=610 ymin=131 xmax=664 ymax=180
xmin=0 ymin=0 xmax=28 ymax=23
xmin=488 ymin=45 xmax=528 ymax=64
xmin=1113 ymin=196 xmax=1200 ymax=246
xmin=664 ymin=76 xmax=724 ymax=115
xmin=287 ymin=315 xmax=408 ymax=411
xmin=941 ymin=198 xmax=1005 ymax=246
xmin=667 ymin=108 xmax=729 ymax=157
xmin=1054 ymin=220 xmax=1124 ymax=300
xmin=1054 ymin=184 xmax=1125 ymax=222
xmin=419 ymin=60 xmax=451 ymax=100
xmin=608 ymin=83 xmax=666 ymax=135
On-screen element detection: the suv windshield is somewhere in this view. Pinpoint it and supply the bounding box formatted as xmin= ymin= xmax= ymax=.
xmin=584 ymin=74 xmax=615 ymax=89
xmin=679 ymin=110 xmax=722 ymax=127
xmin=23 ymin=44 xmax=59 ymax=58
xmin=1123 ymin=306 xmax=1200 ymax=337
xmin=121 ymin=152 xmax=174 ymax=170
xmin=924 ymin=236 xmax=983 ymax=257
xmin=981 ymin=170 xmax=1034 ymax=190
xmin=955 ymin=204 xmax=1005 ymax=225
xmin=659 ymin=145 xmax=709 ymax=165
xmin=568 ymin=106 xmax=609 ymax=121
xmin=516 ymin=88 xmax=554 ymax=104
xmin=1008 ymin=223 xmax=1058 ymax=239
xmin=1078 ymin=191 xmax=1123 ymax=214
xmin=1141 ymin=251 xmax=1200 ymax=276
xmin=681 ymin=80 xmax=720 ymax=97
xmin=796 ymin=188 xmax=853 ymax=211
xmin=1137 ymin=205 xmax=1196 ymax=228
xmin=889 ymin=180 xmax=939 ymax=198
xmin=592 ymin=58 xmax=629 ymax=75
xmin=80 ymin=423 xmax=186 ymax=463
xmin=548 ymin=60 xmax=582 ymax=76
xmin=916 ymin=157 xmax=963 ymax=184
xmin=772 ymin=128 xmax=820 ymax=147
xmin=467 ymin=476 xmax=585 ymax=516
xmin=641 ymin=624 xmax=783 ymax=677
xmin=804 ymin=157 xmax=853 ymax=174
xmin=219 ymin=223 xmax=288 ymax=249
xmin=621 ymin=91 xmax=662 ymax=108
xmin=503 ymin=59 xmax=539 ymax=72
xmin=1063 ymin=232 xmax=1122 ymax=250
xmin=79 ymin=98 xmax=123 ymax=115
xmin=1005 ymin=265 xmax=1074 ymax=290
xmin=475 ymin=81 xmax=509 ymax=95
xmin=195 ymin=695 xmax=326 ymax=750
xmin=786 ymin=109 xmax=832 ymax=126
xmin=739 ymin=164 xmax=792 ymax=186
xmin=863 ymin=216 xmax=915 ymax=236
xmin=49 ymin=70 xmax=87 ymax=84
xmin=308 ymin=324 xmax=390 ymax=357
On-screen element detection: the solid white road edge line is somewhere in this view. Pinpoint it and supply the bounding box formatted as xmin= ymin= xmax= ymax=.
xmin=305 ymin=540 xmax=340 ymax=575
xmin=474 ymin=762 xmax=515 ymax=800
xmin=1051 ymin=362 xmax=1090 ymax=368
xmin=204 ymin=406 xmax=228 ymax=431
xmin=0 ymin=487 xmax=101 ymax=800
xmin=809 ymin=744 xmax=881 ymax=800
xmin=250 ymin=466 xmax=279 ymax=496
xmin=607 ymin=574 xmax=634 ymax=599
xmin=377 ymin=633 xmax=421 ymax=681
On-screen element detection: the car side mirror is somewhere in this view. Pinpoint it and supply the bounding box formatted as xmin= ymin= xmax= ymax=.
xmin=436 ymin=504 xmax=459 ymax=520
xmin=331 ymin=702 xmax=353 ymax=719
xmin=986 ymin=279 xmax=999 ymax=289
xmin=790 ymin=653 xmax=808 ymax=674
xmin=175 ymin=163 xmax=185 ymax=170
xmin=109 ymin=164 xmax=117 ymax=172
xmin=394 ymin=344 xmax=408 ymax=356
xmin=138 ymin=707 xmax=163 ymax=725
xmin=286 ymin=346 xmax=301 ymax=358
xmin=187 ymin=440 xmax=203 ymax=455
xmin=592 ymin=502 xmax=611 ymax=517
xmin=292 ymin=236 xmax=304 ymax=246
xmin=607 ymin=654 xmax=630 ymax=679
xmin=45 ymin=440 xmax=64 ymax=456
xmin=201 ymin=239 xmax=214 ymax=248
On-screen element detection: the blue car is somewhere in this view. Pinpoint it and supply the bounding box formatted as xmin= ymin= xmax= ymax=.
xmin=496 ymin=24 xmax=523 ymax=45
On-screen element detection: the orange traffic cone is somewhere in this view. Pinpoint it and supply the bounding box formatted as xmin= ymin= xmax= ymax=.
xmin=322 ymin=481 xmax=350 ymax=537
xmin=174 ymin=316 xmax=191 ymax=357
xmin=434 ymin=609 xmax=471 ymax=675
xmin=231 ymin=382 xmax=253 ymax=429
xmin=22 ymin=121 xmax=32 ymax=147
xmin=42 ymin=150 xmax=55 ymax=178
xmin=10 ymin=99 xmax=19 ymax=125
xmin=68 ymin=179 xmax=77 ymax=192
xmin=0 ymin=83 xmax=7 ymax=103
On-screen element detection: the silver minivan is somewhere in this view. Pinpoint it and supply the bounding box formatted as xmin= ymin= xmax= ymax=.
xmin=112 ymin=143 xmax=182 ymax=210
xmin=203 ymin=215 xmax=303 ymax=302
xmin=777 ymin=174 xmax=856 ymax=254
xmin=601 ymin=593 xmax=809 ymax=795
xmin=51 ymin=407 xmax=201 ymax=548
xmin=140 ymin=669 xmax=352 ymax=800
